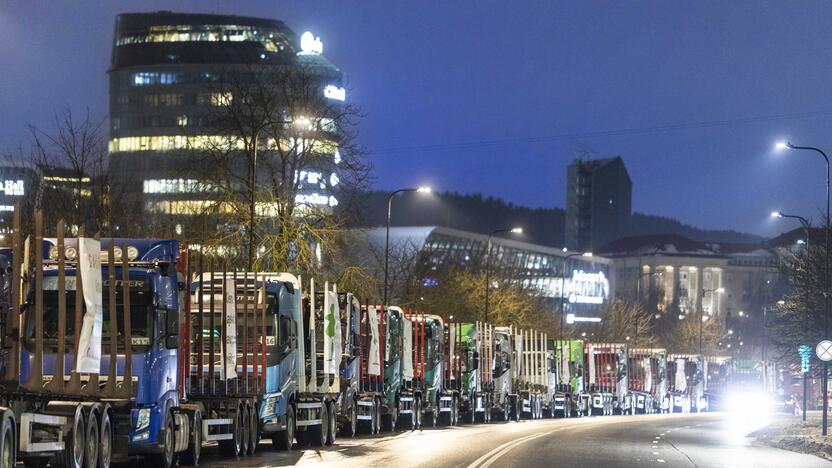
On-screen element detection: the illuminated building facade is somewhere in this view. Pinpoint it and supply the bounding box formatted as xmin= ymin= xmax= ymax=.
xmin=364 ymin=226 xmax=615 ymax=319
xmin=108 ymin=12 xmax=344 ymax=223
xmin=600 ymin=234 xmax=782 ymax=320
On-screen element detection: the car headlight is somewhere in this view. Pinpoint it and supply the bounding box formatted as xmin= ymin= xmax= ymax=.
xmin=136 ymin=408 xmax=151 ymax=431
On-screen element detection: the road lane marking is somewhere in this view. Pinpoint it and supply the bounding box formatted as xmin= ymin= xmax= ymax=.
xmin=657 ymin=459 xmax=666 ymax=463
xmin=653 ymin=452 xmax=659 ymax=455
xmin=466 ymin=431 xmax=552 ymax=468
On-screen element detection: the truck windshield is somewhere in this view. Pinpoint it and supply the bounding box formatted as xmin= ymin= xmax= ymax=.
xmin=25 ymin=289 xmax=153 ymax=352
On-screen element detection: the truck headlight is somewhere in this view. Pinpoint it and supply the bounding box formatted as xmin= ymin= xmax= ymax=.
xmin=136 ymin=408 xmax=151 ymax=431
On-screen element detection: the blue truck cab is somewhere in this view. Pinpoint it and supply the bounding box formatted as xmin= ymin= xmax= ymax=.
xmin=19 ymin=238 xmax=183 ymax=463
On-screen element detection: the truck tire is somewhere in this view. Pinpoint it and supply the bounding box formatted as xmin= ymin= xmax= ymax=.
xmin=272 ymin=404 xmax=295 ymax=451
xmin=98 ymin=409 xmax=112 ymax=468
xmin=311 ymin=402 xmax=327 ymax=447
xmin=218 ymin=407 xmax=242 ymax=456
xmin=248 ymin=403 xmax=259 ymax=456
xmin=55 ymin=407 xmax=85 ymax=468
xmin=240 ymin=405 xmax=250 ymax=456
xmin=0 ymin=415 xmax=15 ymax=468
xmin=386 ymin=405 xmax=398 ymax=432
xmin=371 ymin=399 xmax=380 ymax=435
xmin=180 ymin=411 xmax=201 ymax=466
xmin=326 ymin=401 xmax=337 ymax=446
xmin=83 ymin=409 xmax=99 ymax=468
xmin=344 ymin=403 xmax=357 ymax=437
xmin=150 ymin=412 xmax=175 ymax=468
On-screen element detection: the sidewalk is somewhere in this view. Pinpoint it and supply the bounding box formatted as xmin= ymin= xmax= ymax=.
xmin=751 ymin=412 xmax=832 ymax=461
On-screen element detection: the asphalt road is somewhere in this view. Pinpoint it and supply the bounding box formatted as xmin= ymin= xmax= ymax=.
xmin=182 ymin=412 xmax=829 ymax=467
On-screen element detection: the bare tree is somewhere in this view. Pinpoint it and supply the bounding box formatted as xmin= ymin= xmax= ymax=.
xmin=573 ymin=300 xmax=656 ymax=347
xmin=6 ymin=107 xmax=141 ymax=236
xmin=186 ymin=63 xmax=369 ymax=274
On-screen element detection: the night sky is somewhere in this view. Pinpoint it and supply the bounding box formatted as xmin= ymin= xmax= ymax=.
xmin=2 ymin=1 xmax=832 ymax=237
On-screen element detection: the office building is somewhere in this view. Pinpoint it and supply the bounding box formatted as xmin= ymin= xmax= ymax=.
xmin=565 ymin=157 xmax=632 ymax=252
xmin=108 ymin=12 xmax=344 ymax=223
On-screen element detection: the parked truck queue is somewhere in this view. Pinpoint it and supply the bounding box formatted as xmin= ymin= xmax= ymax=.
xmin=0 ymin=209 xmax=777 ymax=468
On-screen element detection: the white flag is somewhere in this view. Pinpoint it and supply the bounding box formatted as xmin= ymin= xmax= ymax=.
xmin=76 ymin=238 xmax=103 ymax=374
xmin=323 ymin=291 xmax=342 ymax=375
xmin=222 ymin=279 xmax=237 ymax=380
xmin=675 ymin=358 xmax=687 ymax=392
xmin=402 ymin=318 xmax=413 ymax=380
xmin=367 ymin=306 xmax=381 ymax=375
xmin=643 ymin=357 xmax=653 ymax=392
xmin=559 ymin=344 xmax=571 ymax=385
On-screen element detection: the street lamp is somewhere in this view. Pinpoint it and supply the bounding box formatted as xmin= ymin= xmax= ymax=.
xmin=776 ymin=140 xmax=830 ymax=434
xmin=246 ymin=118 xmax=302 ymax=270
xmin=772 ymin=210 xmax=811 ymax=421
xmin=699 ymin=287 xmax=724 ymax=355
xmin=383 ymin=186 xmax=432 ymax=305
xmin=484 ymin=226 xmax=523 ymax=323
xmin=559 ymin=251 xmax=593 ymax=343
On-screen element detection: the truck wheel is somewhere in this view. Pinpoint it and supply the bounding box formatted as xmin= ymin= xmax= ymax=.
xmin=1 ymin=415 xmax=15 ymax=468
xmin=346 ymin=403 xmax=357 ymax=437
xmin=181 ymin=411 xmax=201 ymax=466
xmin=372 ymin=399 xmax=380 ymax=435
xmin=312 ymin=402 xmax=328 ymax=447
xmin=84 ymin=410 xmax=99 ymax=468
xmin=150 ymin=413 xmax=174 ymax=468
xmin=218 ymin=407 xmax=242 ymax=456
xmin=326 ymin=401 xmax=337 ymax=446
xmin=98 ymin=409 xmax=112 ymax=468
xmin=272 ymin=404 xmax=295 ymax=451
xmin=55 ymin=407 xmax=85 ymax=468
xmin=386 ymin=405 xmax=398 ymax=432
xmin=248 ymin=403 xmax=259 ymax=456
xmin=240 ymin=405 xmax=250 ymax=457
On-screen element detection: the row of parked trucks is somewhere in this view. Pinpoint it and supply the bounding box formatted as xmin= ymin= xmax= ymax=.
xmin=0 ymin=211 xmax=770 ymax=467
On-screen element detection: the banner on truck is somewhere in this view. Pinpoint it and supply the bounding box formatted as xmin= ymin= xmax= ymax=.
xmin=76 ymin=238 xmax=103 ymax=374
xmin=367 ymin=306 xmax=381 ymax=375
xmin=559 ymin=344 xmax=571 ymax=385
xmin=675 ymin=358 xmax=687 ymax=392
xmin=323 ymin=290 xmax=342 ymax=375
xmin=222 ymin=279 xmax=237 ymax=380
xmin=403 ymin=318 xmax=413 ymax=380
xmin=643 ymin=357 xmax=653 ymax=392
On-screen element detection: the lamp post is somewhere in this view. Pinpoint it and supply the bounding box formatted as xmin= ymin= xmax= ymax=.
xmin=383 ymin=186 xmax=431 ymax=306
xmin=772 ymin=210 xmax=811 ymax=421
xmin=699 ymin=287 xmax=724 ymax=355
xmin=247 ymin=118 xmax=296 ymax=271
xmin=484 ymin=227 xmax=523 ymax=323
xmin=559 ymin=251 xmax=593 ymax=343
xmin=776 ymin=140 xmax=830 ymax=435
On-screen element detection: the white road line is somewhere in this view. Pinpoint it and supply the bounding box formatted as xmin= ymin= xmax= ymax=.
xmin=467 ymin=431 xmax=551 ymax=468
xmin=653 ymin=451 xmax=659 ymax=455
xmin=657 ymin=459 xmax=666 ymax=463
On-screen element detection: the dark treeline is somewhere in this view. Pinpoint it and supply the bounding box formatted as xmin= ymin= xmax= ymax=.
xmin=356 ymin=190 xmax=762 ymax=248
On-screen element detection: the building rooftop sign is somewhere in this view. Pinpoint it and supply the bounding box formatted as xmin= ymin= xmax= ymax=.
xmin=299 ymin=31 xmax=323 ymax=55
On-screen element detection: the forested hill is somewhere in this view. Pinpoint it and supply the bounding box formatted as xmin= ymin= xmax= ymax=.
xmin=353 ymin=190 xmax=762 ymax=247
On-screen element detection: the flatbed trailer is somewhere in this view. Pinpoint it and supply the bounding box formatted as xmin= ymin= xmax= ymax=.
xmin=666 ymin=354 xmax=704 ymax=413
xmin=458 ymin=322 xmax=493 ymax=423
xmin=628 ymin=348 xmax=667 ymax=414
xmin=516 ymin=328 xmax=553 ymax=419
xmin=584 ymin=343 xmax=630 ymax=416
xmin=553 ymin=340 xmax=586 ymax=418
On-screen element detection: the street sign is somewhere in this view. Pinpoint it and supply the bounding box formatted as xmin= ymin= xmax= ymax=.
xmin=816 ymin=340 xmax=832 ymax=362
xmin=799 ymin=344 xmax=812 ymax=373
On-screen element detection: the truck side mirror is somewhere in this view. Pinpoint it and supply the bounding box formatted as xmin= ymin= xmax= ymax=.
xmin=472 ymin=351 xmax=479 ymax=370
xmin=165 ymin=335 xmax=179 ymax=350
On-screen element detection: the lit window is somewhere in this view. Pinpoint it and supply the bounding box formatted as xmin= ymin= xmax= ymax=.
xmin=109 ymin=135 xmax=338 ymax=154
xmin=143 ymin=179 xmax=209 ymax=194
